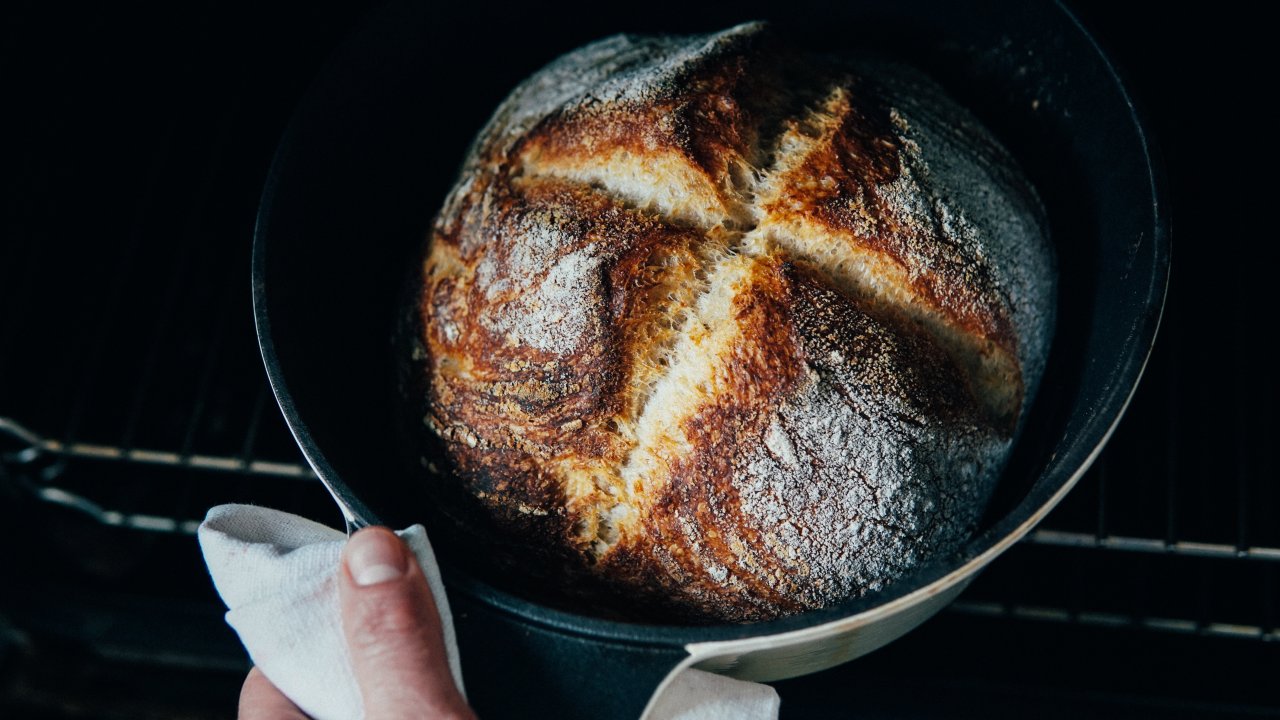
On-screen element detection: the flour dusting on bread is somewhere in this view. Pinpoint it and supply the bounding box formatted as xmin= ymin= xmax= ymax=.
xmin=420 ymin=22 xmax=1055 ymax=622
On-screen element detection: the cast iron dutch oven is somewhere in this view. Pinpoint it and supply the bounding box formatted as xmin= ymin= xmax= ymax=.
xmin=252 ymin=0 xmax=1170 ymax=716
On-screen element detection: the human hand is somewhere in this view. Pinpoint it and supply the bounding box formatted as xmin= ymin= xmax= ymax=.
xmin=238 ymin=527 xmax=476 ymax=719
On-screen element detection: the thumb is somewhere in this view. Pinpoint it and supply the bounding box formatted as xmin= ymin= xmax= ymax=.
xmin=339 ymin=527 xmax=474 ymax=720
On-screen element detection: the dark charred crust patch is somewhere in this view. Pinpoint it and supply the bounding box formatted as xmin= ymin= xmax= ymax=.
xmin=786 ymin=263 xmax=990 ymax=430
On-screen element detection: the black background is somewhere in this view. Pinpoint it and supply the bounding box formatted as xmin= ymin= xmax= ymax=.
xmin=3 ymin=1 xmax=1275 ymax=718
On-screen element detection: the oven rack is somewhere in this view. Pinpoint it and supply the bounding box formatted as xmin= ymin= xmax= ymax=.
xmin=4 ymin=386 xmax=1276 ymax=646
xmin=8 ymin=411 xmax=1280 ymax=562
xmin=11 ymin=424 xmax=1280 ymax=566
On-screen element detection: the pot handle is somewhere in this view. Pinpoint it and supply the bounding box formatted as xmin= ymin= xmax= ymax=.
xmin=450 ymin=590 xmax=689 ymax=720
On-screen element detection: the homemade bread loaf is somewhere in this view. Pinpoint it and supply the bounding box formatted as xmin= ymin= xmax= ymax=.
xmin=416 ymin=22 xmax=1055 ymax=622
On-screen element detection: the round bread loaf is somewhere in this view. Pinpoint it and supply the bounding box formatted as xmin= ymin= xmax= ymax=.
xmin=417 ymin=22 xmax=1055 ymax=622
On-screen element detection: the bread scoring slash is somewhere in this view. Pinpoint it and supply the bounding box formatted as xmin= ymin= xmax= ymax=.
xmin=417 ymin=22 xmax=1055 ymax=622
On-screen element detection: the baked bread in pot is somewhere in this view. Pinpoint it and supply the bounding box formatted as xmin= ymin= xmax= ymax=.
xmin=415 ymin=22 xmax=1055 ymax=622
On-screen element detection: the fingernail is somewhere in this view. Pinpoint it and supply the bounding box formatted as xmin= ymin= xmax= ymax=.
xmin=346 ymin=529 xmax=407 ymax=586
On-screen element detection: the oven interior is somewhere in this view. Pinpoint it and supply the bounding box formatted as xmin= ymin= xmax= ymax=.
xmin=1 ymin=1 xmax=1272 ymax=717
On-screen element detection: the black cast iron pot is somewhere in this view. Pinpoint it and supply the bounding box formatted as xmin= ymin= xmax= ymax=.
xmin=252 ymin=1 xmax=1170 ymax=716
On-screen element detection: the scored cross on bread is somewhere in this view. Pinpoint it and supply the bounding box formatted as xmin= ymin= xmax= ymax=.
xmin=418 ymin=22 xmax=1054 ymax=622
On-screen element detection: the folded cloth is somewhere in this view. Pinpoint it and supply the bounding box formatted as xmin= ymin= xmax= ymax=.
xmin=199 ymin=504 xmax=779 ymax=720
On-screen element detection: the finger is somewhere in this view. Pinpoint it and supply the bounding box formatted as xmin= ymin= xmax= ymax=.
xmin=239 ymin=667 xmax=309 ymax=720
xmin=339 ymin=527 xmax=474 ymax=720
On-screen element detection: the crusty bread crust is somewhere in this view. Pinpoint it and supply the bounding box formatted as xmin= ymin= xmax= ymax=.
xmin=418 ymin=22 xmax=1054 ymax=621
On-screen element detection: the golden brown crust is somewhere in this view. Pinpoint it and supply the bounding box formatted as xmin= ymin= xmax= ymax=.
xmin=424 ymin=175 xmax=712 ymax=547
xmin=592 ymin=259 xmax=999 ymax=620
xmin=599 ymin=258 xmax=812 ymax=619
xmin=514 ymin=49 xmax=759 ymax=226
xmin=760 ymin=83 xmax=1016 ymax=356
xmin=417 ymin=23 xmax=1054 ymax=622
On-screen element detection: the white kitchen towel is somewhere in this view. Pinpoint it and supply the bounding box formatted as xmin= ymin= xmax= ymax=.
xmin=198 ymin=504 xmax=779 ymax=720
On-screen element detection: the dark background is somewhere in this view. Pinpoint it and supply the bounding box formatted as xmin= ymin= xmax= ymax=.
xmin=2 ymin=1 xmax=1275 ymax=718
